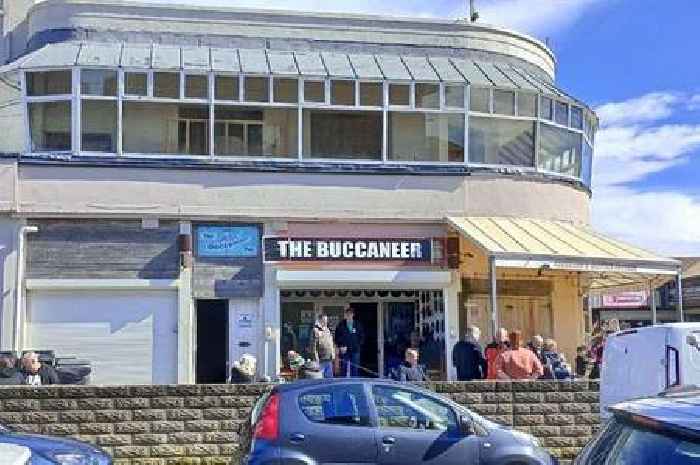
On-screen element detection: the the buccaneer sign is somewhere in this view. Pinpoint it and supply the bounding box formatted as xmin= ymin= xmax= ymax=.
xmin=263 ymin=237 xmax=433 ymax=262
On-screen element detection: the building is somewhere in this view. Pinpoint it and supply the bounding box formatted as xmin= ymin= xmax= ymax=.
xmin=0 ymin=0 xmax=681 ymax=384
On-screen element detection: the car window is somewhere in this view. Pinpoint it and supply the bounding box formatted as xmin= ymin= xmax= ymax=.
xmin=298 ymin=384 xmax=370 ymax=427
xmin=607 ymin=425 xmax=700 ymax=465
xmin=372 ymin=385 xmax=457 ymax=432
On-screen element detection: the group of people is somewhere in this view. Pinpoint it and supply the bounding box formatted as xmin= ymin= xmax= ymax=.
xmin=452 ymin=327 xmax=578 ymax=381
xmin=0 ymin=352 xmax=60 ymax=386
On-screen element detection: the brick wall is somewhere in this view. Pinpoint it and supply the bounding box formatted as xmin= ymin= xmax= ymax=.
xmin=0 ymin=381 xmax=599 ymax=465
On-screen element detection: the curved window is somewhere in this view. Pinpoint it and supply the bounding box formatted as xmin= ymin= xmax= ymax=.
xmin=469 ymin=116 xmax=534 ymax=166
xmin=389 ymin=112 xmax=464 ymax=162
xmin=539 ymin=123 xmax=582 ymax=177
xmin=582 ymin=141 xmax=593 ymax=187
xmin=29 ymin=101 xmax=71 ymax=152
xmin=304 ymin=109 xmax=381 ymax=160
xmin=216 ymin=106 xmax=297 ymax=158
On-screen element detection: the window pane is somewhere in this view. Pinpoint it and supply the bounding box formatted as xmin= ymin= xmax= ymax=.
xmin=274 ymin=78 xmax=298 ymax=103
xmin=517 ymin=92 xmax=537 ymax=117
xmin=372 ymin=385 xmax=457 ymax=431
xmin=215 ymin=76 xmax=239 ymax=101
xmin=360 ymin=82 xmax=382 ymax=106
xmin=80 ymin=69 xmax=117 ymax=96
xmin=154 ymin=72 xmax=180 ymax=98
xmin=539 ymin=123 xmax=582 ymax=177
xmin=468 ymin=116 xmax=534 ymax=166
xmin=123 ymin=102 xmax=208 ymax=155
xmin=125 ymin=72 xmax=147 ymax=96
xmin=389 ymin=112 xmax=464 ymax=162
xmin=185 ymin=74 xmax=208 ymax=99
xmin=555 ymin=101 xmax=569 ymax=126
xmin=245 ymin=77 xmax=269 ymax=102
xmin=445 ymin=85 xmax=465 ymax=108
xmin=582 ymin=141 xmax=593 ymax=187
xmin=81 ymin=100 xmax=117 ymax=152
xmin=493 ymin=89 xmax=515 ymax=115
xmin=304 ymin=81 xmax=325 ymax=103
xmin=415 ymin=83 xmax=439 ymax=109
xmin=539 ymin=96 xmax=553 ymax=120
xmin=331 ymin=80 xmax=355 ymax=106
xmin=28 ymin=101 xmax=72 ymax=151
xmin=469 ymin=87 xmax=490 ymax=113
xmin=214 ymin=106 xmax=297 ymax=158
xmin=571 ymin=106 xmax=583 ymax=130
xmin=609 ymin=425 xmax=700 ymax=465
xmin=299 ymin=385 xmax=370 ymax=427
xmin=389 ymin=84 xmax=410 ymax=106
xmin=26 ymin=71 xmax=72 ymax=96
xmin=303 ymin=109 xmax=381 ymax=160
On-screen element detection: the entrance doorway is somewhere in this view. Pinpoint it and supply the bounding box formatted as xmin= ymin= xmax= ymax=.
xmin=196 ymin=299 xmax=228 ymax=384
xmin=350 ymin=302 xmax=379 ymax=377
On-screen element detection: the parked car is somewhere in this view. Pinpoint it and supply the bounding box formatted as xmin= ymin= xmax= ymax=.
xmin=0 ymin=423 xmax=112 ymax=465
xmin=600 ymin=323 xmax=700 ymax=419
xmin=246 ymin=379 xmax=557 ymax=465
xmin=575 ymin=388 xmax=700 ymax=465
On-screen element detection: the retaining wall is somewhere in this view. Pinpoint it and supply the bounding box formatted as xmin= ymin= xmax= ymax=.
xmin=0 ymin=380 xmax=600 ymax=464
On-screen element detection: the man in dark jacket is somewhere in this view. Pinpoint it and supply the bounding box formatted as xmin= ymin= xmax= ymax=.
xmin=334 ymin=307 xmax=364 ymax=377
xmin=452 ymin=326 xmax=487 ymax=381
xmin=0 ymin=356 xmax=24 ymax=385
xmin=21 ymin=352 xmax=60 ymax=385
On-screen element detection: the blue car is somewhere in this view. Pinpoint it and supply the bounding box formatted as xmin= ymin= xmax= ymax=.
xmin=0 ymin=423 xmax=112 ymax=465
xmin=246 ymin=379 xmax=557 ymax=465
xmin=574 ymin=388 xmax=700 ymax=465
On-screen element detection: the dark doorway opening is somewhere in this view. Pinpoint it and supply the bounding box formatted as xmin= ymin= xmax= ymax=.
xmin=196 ymin=299 xmax=228 ymax=384
xmin=351 ymin=302 xmax=379 ymax=377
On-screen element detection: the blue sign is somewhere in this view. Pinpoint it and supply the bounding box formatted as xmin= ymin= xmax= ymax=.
xmin=196 ymin=226 xmax=260 ymax=258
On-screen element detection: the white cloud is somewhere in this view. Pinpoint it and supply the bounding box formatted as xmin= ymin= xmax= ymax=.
xmin=689 ymin=94 xmax=700 ymax=111
xmin=596 ymin=92 xmax=680 ymax=127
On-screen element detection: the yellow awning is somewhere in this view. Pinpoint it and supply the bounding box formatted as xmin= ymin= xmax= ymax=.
xmin=447 ymin=216 xmax=681 ymax=292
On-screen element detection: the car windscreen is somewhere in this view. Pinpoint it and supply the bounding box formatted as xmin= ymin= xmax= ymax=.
xmin=586 ymin=418 xmax=700 ymax=465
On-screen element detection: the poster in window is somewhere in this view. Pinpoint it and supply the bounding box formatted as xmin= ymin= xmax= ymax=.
xmin=196 ymin=225 xmax=260 ymax=257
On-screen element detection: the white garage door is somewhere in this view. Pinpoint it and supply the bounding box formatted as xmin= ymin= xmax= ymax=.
xmin=26 ymin=289 xmax=178 ymax=385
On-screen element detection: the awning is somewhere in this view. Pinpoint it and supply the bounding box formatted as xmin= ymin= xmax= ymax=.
xmin=2 ymin=41 xmax=581 ymax=102
xmin=447 ymin=216 xmax=680 ymax=293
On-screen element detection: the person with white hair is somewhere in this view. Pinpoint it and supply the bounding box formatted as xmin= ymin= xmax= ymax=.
xmin=229 ymin=354 xmax=256 ymax=384
xmin=309 ymin=313 xmax=335 ymax=378
xmin=452 ymin=326 xmax=487 ymax=381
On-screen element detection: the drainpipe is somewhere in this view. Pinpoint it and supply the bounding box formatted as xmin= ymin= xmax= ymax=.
xmin=13 ymin=225 xmax=38 ymax=352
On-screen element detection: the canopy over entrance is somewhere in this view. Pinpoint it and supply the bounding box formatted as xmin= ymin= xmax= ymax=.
xmin=447 ymin=216 xmax=682 ymax=332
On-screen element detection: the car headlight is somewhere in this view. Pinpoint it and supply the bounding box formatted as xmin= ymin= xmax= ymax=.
xmin=512 ymin=430 xmax=541 ymax=448
xmin=49 ymin=454 xmax=96 ymax=465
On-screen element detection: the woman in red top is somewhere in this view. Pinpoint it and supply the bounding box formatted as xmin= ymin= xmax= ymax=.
xmin=495 ymin=330 xmax=544 ymax=380
xmin=485 ymin=327 xmax=509 ymax=379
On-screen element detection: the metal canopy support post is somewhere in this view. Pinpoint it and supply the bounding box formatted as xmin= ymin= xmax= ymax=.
xmin=677 ymin=272 xmax=684 ymax=322
xmin=650 ymin=279 xmax=657 ymax=325
xmin=586 ymin=295 xmax=593 ymax=341
xmin=489 ymin=256 xmax=498 ymax=339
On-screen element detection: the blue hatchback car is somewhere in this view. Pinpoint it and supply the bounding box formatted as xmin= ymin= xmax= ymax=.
xmin=246 ymin=379 xmax=557 ymax=465
xmin=0 ymin=423 xmax=112 ymax=465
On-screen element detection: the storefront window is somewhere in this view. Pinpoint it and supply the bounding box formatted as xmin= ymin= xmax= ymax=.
xmin=331 ymin=80 xmax=355 ymax=106
xmin=154 ymin=72 xmax=180 ymax=99
xmin=215 ymin=75 xmax=239 ymax=101
xmin=80 ymin=69 xmax=117 ymax=96
xmin=123 ymin=102 xmax=209 ymax=155
xmin=469 ymin=87 xmax=490 ymax=113
xmin=517 ymin=92 xmax=537 ymax=117
xmin=493 ymin=89 xmax=515 ymax=116
xmin=81 ymin=100 xmax=117 ymax=152
xmin=415 ymin=83 xmax=439 ymax=109
xmin=304 ymin=81 xmax=325 ymax=103
xmin=303 ymin=109 xmax=381 ymax=160
xmin=26 ymin=71 xmax=72 ymax=96
xmin=468 ymin=116 xmax=535 ymax=166
xmin=538 ymin=123 xmax=582 ymax=177
xmin=389 ymin=112 xmax=464 ymax=162
xmin=28 ymin=101 xmax=72 ymax=151
xmin=245 ymin=77 xmax=269 ymax=102
xmin=360 ymin=82 xmax=382 ymax=107
xmin=389 ymin=84 xmax=410 ymax=106
xmin=444 ymin=85 xmax=465 ymax=109
xmin=215 ymin=105 xmax=297 ymax=158
xmin=273 ymin=78 xmax=298 ymax=103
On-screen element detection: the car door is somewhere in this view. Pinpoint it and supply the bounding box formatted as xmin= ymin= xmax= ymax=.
xmin=281 ymin=383 xmax=379 ymax=465
xmin=369 ymin=384 xmax=479 ymax=465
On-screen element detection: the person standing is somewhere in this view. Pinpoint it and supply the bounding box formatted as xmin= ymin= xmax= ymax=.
xmin=452 ymin=326 xmax=487 ymax=381
xmin=528 ymin=335 xmax=545 ymax=364
xmin=334 ymin=307 xmax=364 ymax=377
xmin=485 ymin=327 xmax=509 ymax=380
xmin=495 ymin=330 xmax=544 ymax=380
xmin=309 ymin=313 xmax=335 ymax=378
xmin=20 ymin=352 xmax=59 ymax=385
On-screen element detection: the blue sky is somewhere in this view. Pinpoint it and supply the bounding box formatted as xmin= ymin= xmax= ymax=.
xmin=140 ymin=0 xmax=700 ymax=256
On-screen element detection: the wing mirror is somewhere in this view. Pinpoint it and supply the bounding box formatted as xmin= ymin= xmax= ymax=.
xmin=459 ymin=415 xmax=475 ymax=436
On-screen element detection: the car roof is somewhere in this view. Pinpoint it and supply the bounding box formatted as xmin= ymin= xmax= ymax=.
xmin=273 ymin=378 xmax=427 ymax=393
xmin=610 ymin=390 xmax=700 ymax=438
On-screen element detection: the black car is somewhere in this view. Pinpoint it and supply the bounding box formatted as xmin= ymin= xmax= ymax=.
xmin=574 ymin=389 xmax=700 ymax=464
xmin=246 ymin=378 xmax=557 ymax=465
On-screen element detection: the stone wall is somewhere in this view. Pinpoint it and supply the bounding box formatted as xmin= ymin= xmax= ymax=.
xmin=0 ymin=381 xmax=600 ymax=465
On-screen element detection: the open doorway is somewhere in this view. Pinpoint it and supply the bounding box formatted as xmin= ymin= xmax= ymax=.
xmin=196 ymin=299 xmax=228 ymax=384
xmin=350 ymin=302 xmax=379 ymax=377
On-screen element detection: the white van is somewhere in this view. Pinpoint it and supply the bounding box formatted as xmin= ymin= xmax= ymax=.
xmin=600 ymin=323 xmax=700 ymax=419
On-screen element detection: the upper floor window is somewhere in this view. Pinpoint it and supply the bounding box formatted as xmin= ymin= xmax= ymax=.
xmin=81 ymin=69 xmax=117 ymax=96
xmin=26 ymin=71 xmax=72 ymax=96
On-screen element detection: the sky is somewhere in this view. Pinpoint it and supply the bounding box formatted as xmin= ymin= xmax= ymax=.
xmin=137 ymin=0 xmax=700 ymax=257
